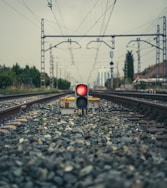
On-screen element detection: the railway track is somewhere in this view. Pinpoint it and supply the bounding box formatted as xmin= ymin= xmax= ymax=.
xmin=0 ymin=91 xmax=166 ymax=187
xmin=0 ymin=91 xmax=56 ymax=101
xmin=90 ymin=91 xmax=167 ymax=141
xmin=0 ymin=96 xmax=166 ymax=187
xmin=110 ymin=91 xmax=167 ymax=102
xmin=0 ymin=91 xmax=72 ymax=124
xmin=90 ymin=91 xmax=167 ymax=122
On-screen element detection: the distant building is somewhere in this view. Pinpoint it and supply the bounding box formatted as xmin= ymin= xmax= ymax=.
xmin=97 ymin=67 xmax=110 ymax=87
xmin=135 ymin=61 xmax=167 ymax=79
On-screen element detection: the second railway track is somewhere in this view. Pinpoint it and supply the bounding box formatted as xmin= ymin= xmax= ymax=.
xmin=0 ymin=91 xmax=72 ymax=124
xmin=90 ymin=91 xmax=167 ymax=123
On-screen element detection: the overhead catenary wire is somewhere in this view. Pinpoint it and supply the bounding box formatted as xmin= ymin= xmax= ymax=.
xmin=17 ymin=0 xmax=40 ymax=23
xmin=120 ymin=8 xmax=167 ymax=75
xmin=48 ymin=0 xmax=83 ymax=83
xmin=99 ymin=0 xmax=110 ymax=35
xmin=83 ymin=0 xmax=117 ymax=36
xmin=2 ymin=0 xmax=166 ymax=86
xmin=75 ymin=0 xmax=101 ymax=33
xmin=2 ymin=0 xmax=39 ymax=27
xmin=86 ymin=0 xmax=117 ymax=84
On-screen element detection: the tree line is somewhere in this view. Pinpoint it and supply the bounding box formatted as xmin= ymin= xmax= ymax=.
xmin=0 ymin=63 xmax=70 ymax=89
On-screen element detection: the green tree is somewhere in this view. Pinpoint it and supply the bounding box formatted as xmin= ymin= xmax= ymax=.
xmin=12 ymin=63 xmax=23 ymax=86
xmin=29 ymin=66 xmax=40 ymax=87
xmin=55 ymin=78 xmax=71 ymax=90
xmin=124 ymin=51 xmax=134 ymax=82
xmin=12 ymin=63 xmax=22 ymax=75
xmin=0 ymin=65 xmax=15 ymax=88
xmin=0 ymin=75 xmax=13 ymax=88
xmin=0 ymin=63 xmax=71 ymax=89
xmin=11 ymin=64 xmax=41 ymax=88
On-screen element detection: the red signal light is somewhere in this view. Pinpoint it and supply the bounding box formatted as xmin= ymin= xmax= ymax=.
xmin=75 ymin=84 xmax=88 ymax=110
xmin=76 ymin=84 xmax=88 ymax=96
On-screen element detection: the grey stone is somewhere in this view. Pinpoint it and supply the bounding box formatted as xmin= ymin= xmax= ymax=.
xmin=0 ymin=99 xmax=166 ymax=188
xmin=53 ymin=176 xmax=63 ymax=186
xmin=79 ymin=165 xmax=93 ymax=177
xmin=13 ymin=168 xmax=22 ymax=177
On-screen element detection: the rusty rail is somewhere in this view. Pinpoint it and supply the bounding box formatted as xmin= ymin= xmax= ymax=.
xmin=90 ymin=91 xmax=167 ymax=123
xmin=0 ymin=91 xmax=72 ymax=123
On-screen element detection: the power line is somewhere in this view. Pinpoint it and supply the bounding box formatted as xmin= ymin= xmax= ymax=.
xmin=54 ymin=0 xmax=66 ymax=33
xmin=2 ymin=0 xmax=39 ymax=27
xmin=47 ymin=2 xmax=83 ymax=84
xmin=101 ymin=0 xmax=117 ymax=36
xmin=18 ymin=0 xmax=40 ymax=23
xmin=86 ymin=0 xmax=118 ymax=84
xmin=75 ymin=0 xmax=101 ymax=32
xmin=99 ymin=0 xmax=110 ymax=35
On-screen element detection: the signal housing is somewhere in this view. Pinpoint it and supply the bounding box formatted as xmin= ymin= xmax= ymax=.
xmin=75 ymin=84 xmax=88 ymax=109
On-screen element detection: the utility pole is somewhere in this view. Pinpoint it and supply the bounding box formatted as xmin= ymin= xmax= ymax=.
xmin=162 ymin=16 xmax=167 ymax=81
xmin=41 ymin=17 xmax=166 ymax=88
xmin=124 ymin=58 xmax=128 ymax=87
xmin=41 ymin=18 xmax=45 ymax=88
xmin=59 ymin=68 xmax=61 ymax=79
xmin=109 ymin=61 xmax=114 ymax=90
xmin=49 ymin=44 xmax=54 ymax=88
xmin=116 ymin=62 xmax=119 ymax=88
xmin=136 ymin=38 xmax=141 ymax=77
xmin=56 ymin=61 xmax=58 ymax=89
xmin=156 ymin=24 xmax=160 ymax=85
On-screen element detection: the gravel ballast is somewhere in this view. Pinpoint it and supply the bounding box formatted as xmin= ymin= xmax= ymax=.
xmin=0 ymin=100 xmax=166 ymax=188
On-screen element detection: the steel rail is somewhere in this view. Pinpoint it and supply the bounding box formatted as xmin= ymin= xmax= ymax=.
xmin=0 ymin=91 xmax=72 ymax=123
xmin=109 ymin=91 xmax=167 ymax=101
xmin=0 ymin=91 xmax=62 ymax=101
xmin=90 ymin=92 xmax=167 ymax=122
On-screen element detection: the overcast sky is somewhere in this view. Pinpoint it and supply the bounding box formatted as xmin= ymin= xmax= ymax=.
xmin=0 ymin=0 xmax=167 ymax=85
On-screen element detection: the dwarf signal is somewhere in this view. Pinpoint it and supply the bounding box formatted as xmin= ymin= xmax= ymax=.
xmin=75 ymin=84 xmax=88 ymax=110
